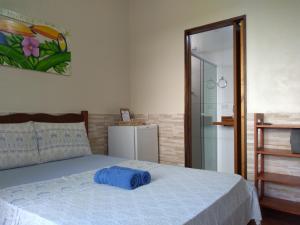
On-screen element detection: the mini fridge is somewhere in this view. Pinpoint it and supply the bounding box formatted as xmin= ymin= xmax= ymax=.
xmin=108 ymin=125 xmax=158 ymax=162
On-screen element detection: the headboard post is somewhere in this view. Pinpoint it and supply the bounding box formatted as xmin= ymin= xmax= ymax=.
xmin=81 ymin=111 xmax=88 ymax=134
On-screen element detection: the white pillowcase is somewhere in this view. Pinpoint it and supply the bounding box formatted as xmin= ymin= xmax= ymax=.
xmin=34 ymin=122 xmax=91 ymax=163
xmin=0 ymin=122 xmax=39 ymax=170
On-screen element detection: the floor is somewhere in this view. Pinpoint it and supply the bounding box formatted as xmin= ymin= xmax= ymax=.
xmin=261 ymin=209 xmax=300 ymax=225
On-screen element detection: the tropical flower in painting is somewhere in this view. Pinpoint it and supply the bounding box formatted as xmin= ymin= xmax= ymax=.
xmin=22 ymin=37 xmax=40 ymax=57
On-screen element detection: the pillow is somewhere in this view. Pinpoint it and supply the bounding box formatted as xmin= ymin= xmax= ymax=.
xmin=0 ymin=122 xmax=39 ymax=170
xmin=34 ymin=122 xmax=91 ymax=163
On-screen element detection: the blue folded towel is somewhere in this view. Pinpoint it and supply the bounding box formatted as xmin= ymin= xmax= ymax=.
xmin=110 ymin=166 xmax=151 ymax=185
xmin=94 ymin=166 xmax=151 ymax=190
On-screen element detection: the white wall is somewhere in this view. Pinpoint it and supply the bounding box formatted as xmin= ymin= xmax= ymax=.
xmin=129 ymin=0 xmax=300 ymax=114
xmin=2 ymin=0 xmax=300 ymax=115
xmin=215 ymin=52 xmax=234 ymax=174
xmin=0 ymin=0 xmax=130 ymax=114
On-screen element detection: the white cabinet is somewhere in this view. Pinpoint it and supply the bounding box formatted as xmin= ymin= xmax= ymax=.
xmin=108 ymin=125 xmax=159 ymax=162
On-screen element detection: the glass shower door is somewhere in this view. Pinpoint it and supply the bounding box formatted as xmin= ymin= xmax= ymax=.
xmin=202 ymin=61 xmax=217 ymax=171
xmin=191 ymin=56 xmax=218 ymax=171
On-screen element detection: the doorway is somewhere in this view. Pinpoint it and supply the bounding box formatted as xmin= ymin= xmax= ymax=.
xmin=184 ymin=16 xmax=246 ymax=177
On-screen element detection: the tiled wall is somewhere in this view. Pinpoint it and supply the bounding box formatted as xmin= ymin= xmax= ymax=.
xmin=88 ymin=113 xmax=185 ymax=166
xmin=136 ymin=113 xmax=185 ymax=166
xmin=88 ymin=112 xmax=299 ymax=201
xmin=88 ymin=114 xmax=120 ymax=154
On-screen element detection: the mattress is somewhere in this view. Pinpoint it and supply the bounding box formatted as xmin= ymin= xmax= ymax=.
xmin=0 ymin=155 xmax=262 ymax=225
xmin=0 ymin=155 xmax=125 ymax=189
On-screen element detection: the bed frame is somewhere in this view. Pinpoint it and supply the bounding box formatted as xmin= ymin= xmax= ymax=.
xmin=0 ymin=111 xmax=89 ymax=134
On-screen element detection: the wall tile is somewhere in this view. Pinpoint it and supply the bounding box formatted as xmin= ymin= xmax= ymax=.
xmin=88 ymin=113 xmax=185 ymax=166
xmin=88 ymin=114 xmax=120 ymax=154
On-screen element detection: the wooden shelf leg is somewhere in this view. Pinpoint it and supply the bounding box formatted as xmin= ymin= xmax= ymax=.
xmin=260 ymin=128 xmax=265 ymax=198
xmin=254 ymin=153 xmax=258 ymax=189
xmin=254 ymin=114 xmax=259 ymax=191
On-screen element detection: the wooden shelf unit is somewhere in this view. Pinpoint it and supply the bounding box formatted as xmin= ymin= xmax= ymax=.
xmin=254 ymin=113 xmax=300 ymax=216
xmin=257 ymin=148 xmax=300 ymax=158
xmin=256 ymin=124 xmax=300 ymax=129
xmin=260 ymin=196 xmax=300 ymax=216
xmin=257 ymin=172 xmax=300 ymax=187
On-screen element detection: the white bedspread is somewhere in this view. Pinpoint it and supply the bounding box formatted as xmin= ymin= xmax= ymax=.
xmin=0 ymin=160 xmax=261 ymax=225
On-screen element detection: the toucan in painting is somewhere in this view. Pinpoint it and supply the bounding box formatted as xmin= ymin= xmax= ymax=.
xmin=0 ymin=11 xmax=71 ymax=75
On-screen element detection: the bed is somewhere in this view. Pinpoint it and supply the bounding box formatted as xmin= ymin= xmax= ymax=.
xmin=0 ymin=111 xmax=262 ymax=225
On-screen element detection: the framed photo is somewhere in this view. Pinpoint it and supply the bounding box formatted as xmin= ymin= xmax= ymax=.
xmin=120 ymin=108 xmax=131 ymax=121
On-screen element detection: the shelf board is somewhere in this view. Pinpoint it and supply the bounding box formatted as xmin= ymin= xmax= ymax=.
xmin=258 ymin=172 xmax=300 ymax=187
xmin=211 ymin=121 xmax=234 ymax=126
xmin=256 ymin=124 xmax=300 ymax=129
xmin=260 ymin=196 xmax=300 ymax=216
xmin=257 ymin=148 xmax=300 ymax=158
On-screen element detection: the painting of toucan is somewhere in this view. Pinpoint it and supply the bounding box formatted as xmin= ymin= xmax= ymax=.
xmin=0 ymin=10 xmax=71 ymax=75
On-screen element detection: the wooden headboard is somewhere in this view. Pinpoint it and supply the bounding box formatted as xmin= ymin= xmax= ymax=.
xmin=0 ymin=111 xmax=89 ymax=134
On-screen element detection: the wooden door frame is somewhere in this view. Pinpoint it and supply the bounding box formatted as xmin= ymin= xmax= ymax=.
xmin=184 ymin=15 xmax=247 ymax=177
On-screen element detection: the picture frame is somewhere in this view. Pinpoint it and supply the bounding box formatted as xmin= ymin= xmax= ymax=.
xmin=0 ymin=9 xmax=71 ymax=75
xmin=120 ymin=108 xmax=131 ymax=121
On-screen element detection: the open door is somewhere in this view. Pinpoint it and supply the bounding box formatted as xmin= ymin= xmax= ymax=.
xmin=184 ymin=16 xmax=247 ymax=177
xmin=233 ymin=19 xmax=247 ymax=177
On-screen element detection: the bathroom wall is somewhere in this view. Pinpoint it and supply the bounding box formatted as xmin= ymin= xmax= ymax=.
xmin=216 ymin=52 xmax=234 ymax=174
xmin=207 ymin=49 xmax=234 ymax=174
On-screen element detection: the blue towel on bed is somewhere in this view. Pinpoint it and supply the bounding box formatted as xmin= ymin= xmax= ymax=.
xmin=94 ymin=166 xmax=151 ymax=190
xmin=110 ymin=166 xmax=151 ymax=185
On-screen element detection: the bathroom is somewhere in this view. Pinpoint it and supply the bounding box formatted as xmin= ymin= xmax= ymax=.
xmin=190 ymin=26 xmax=234 ymax=173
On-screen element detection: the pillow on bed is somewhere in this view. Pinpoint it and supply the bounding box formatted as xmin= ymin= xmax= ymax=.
xmin=34 ymin=122 xmax=91 ymax=163
xmin=0 ymin=122 xmax=39 ymax=170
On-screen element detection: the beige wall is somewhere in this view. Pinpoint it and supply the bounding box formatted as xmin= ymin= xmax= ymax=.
xmin=2 ymin=0 xmax=300 ymax=115
xmin=129 ymin=0 xmax=300 ymax=114
xmin=0 ymin=0 xmax=130 ymax=114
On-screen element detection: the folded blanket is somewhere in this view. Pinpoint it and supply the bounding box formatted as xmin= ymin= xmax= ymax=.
xmin=94 ymin=166 xmax=151 ymax=190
